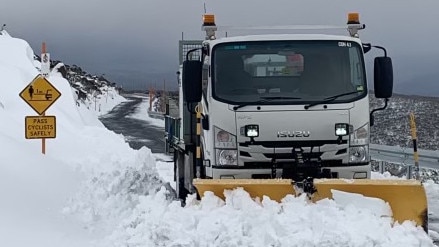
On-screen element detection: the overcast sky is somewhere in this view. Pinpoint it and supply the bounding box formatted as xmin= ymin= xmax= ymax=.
xmin=2 ymin=0 xmax=439 ymax=95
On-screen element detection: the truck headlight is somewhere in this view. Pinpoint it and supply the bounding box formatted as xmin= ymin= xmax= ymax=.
xmin=335 ymin=123 xmax=351 ymax=136
xmin=245 ymin=124 xmax=259 ymax=137
xmin=349 ymin=123 xmax=369 ymax=163
xmin=349 ymin=146 xmax=368 ymax=163
xmin=216 ymin=149 xmax=238 ymax=166
xmin=215 ymin=127 xmax=237 ymax=148
xmin=214 ymin=127 xmax=238 ymax=166
xmin=350 ymin=124 xmax=369 ymax=146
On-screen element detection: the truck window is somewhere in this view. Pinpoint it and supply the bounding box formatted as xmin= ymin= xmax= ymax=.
xmin=212 ymin=40 xmax=366 ymax=104
xmin=349 ymin=47 xmax=365 ymax=91
xmin=202 ymin=63 xmax=209 ymax=104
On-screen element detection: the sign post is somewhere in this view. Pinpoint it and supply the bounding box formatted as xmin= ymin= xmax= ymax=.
xmin=19 ymin=42 xmax=61 ymax=154
xmin=41 ymin=42 xmax=50 ymax=77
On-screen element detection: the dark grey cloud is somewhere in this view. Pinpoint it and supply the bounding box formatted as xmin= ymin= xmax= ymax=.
xmin=2 ymin=0 xmax=439 ymax=94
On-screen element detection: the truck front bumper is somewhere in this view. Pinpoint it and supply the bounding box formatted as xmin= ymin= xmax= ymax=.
xmin=208 ymin=163 xmax=371 ymax=180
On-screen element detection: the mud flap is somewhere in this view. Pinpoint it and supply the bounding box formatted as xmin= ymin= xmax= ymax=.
xmin=193 ymin=178 xmax=428 ymax=231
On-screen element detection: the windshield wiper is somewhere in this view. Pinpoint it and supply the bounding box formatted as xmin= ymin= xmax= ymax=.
xmin=233 ymin=96 xmax=301 ymax=111
xmin=304 ymin=91 xmax=360 ymax=110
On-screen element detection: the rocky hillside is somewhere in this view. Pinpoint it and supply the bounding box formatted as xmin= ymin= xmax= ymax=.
xmin=370 ymin=93 xmax=439 ymax=151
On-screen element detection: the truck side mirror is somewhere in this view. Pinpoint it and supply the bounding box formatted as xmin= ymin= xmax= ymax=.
xmin=374 ymin=57 xmax=393 ymax=99
xmin=182 ymin=60 xmax=202 ymax=103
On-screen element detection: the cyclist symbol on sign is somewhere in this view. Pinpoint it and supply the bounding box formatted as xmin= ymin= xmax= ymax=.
xmin=28 ymin=85 xmax=34 ymax=99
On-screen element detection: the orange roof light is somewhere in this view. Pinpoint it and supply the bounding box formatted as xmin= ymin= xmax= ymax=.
xmin=203 ymin=14 xmax=215 ymax=26
xmin=347 ymin=12 xmax=360 ymax=24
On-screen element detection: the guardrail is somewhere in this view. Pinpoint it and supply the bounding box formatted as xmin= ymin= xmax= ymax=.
xmin=370 ymin=144 xmax=439 ymax=170
xmin=164 ymin=115 xmax=181 ymax=154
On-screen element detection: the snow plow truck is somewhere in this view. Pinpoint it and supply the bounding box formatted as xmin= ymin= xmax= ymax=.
xmin=164 ymin=13 xmax=428 ymax=230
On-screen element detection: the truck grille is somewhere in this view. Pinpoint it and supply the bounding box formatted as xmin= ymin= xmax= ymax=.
xmin=238 ymin=140 xmax=347 ymax=167
xmin=239 ymin=140 xmax=346 ymax=148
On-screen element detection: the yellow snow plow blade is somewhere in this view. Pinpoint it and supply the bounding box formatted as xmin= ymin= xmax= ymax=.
xmin=193 ymin=179 xmax=428 ymax=230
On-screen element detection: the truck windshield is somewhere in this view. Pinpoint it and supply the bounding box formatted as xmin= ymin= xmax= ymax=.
xmin=212 ymin=40 xmax=366 ymax=104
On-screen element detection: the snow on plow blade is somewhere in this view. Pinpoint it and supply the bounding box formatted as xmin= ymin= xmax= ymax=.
xmin=193 ymin=178 xmax=428 ymax=230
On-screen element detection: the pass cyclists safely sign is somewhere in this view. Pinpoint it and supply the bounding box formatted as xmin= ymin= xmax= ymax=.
xmin=25 ymin=116 xmax=56 ymax=139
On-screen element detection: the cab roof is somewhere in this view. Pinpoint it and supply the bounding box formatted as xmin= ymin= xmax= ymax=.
xmin=205 ymin=34 xmax=361 ymax=47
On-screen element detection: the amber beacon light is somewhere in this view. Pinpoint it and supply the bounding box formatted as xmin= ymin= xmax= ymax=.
xmin=347 ymin=12 xmax=360 ymax=24
xmin=203 ymin=14 xmax=216 ymax=26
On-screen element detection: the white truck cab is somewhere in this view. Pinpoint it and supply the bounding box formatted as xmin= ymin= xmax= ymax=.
xmin=167 ymin=13 xmax=393 ymax=199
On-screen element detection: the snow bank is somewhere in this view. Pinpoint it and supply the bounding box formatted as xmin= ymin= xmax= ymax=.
xmin=74 ymin=183 xmax=433 ymax=247
xmin=68 ymin=159 xmax=434 ymax=246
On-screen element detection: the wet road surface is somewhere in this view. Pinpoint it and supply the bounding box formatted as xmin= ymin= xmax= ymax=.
xmin=99 ymin=95 xmax=165 ymax=153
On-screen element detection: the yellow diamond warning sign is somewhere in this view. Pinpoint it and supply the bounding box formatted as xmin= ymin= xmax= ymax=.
xmin=19 ymin=75 xmax=61 ymax=115
xmin=25 ymin=116 xmax=56 ymax=139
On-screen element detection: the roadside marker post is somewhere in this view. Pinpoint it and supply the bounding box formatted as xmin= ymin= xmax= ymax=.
xmin=408 ymin=112 xmax=420 ymax=180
